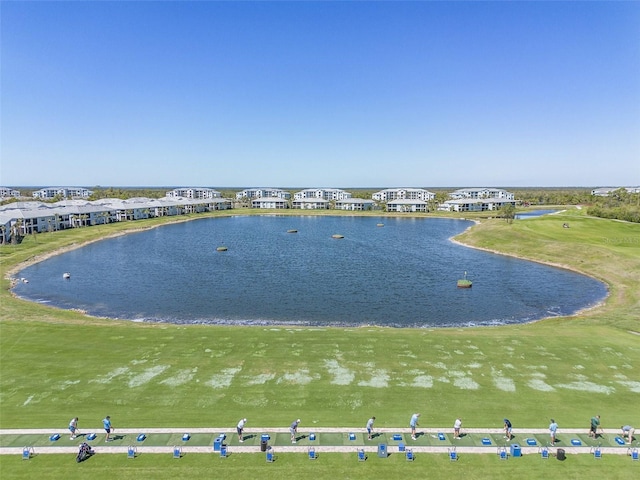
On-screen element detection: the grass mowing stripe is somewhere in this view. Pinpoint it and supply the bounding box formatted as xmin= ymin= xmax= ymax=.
xmin=1 ymin=321 xmax=638 ymax=428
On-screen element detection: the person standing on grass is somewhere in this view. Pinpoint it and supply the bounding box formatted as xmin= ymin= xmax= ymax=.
xmin=621 ymin=425 xmax=635 ymax=444
xmin=69 ymin=417 xmax=79 ymax=440
xmin=589 ymin=415 xmax=602 ymax=438
xmin=503 ymin=418 xmax=512 ymax=441
xmin=237 ymin=418 xmax=247 ymax=443
xmin=549 ymin=419 xmax=558 ymax=445
xmin=410 ymin=413 xmax=420 ymax=440
xmin=103 ymin=415 xmax=113 ymax=442
xmin=366 ymin=416 xmax=376 ymax=440
xmin=290 ymin=419 xmax=300 ymax=443
xmin=453 ymin=417 xmax=462 ymax=439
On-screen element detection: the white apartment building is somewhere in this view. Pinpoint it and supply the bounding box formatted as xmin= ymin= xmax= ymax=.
xmin=236 ymin=188 xmax=291 ymax=200
xmin=291 ymin=198 xmax=329 ymax=209
xmin=387 ymin=199 xmax=429 ymax=212
xmin=32 ymin=187 xmax=94 ymax=199
xmin=334 ymin=199 xmax=376 ymax=211
xmin=0 ymin=196 xmax=232 ymax=243
xmin=294 ymin=188 xmax=352 ymax=201
xmin=0 ymin=187 xmax=21 ymax=198
xmin=251 ymin=197 xmax=290 ymax=209
xmin=166 ymin=187 xmax=222 ymax=199
xmin=449 ymin=188 xmax=514 ymax=200
xmin=372 ymin=188 xmax=435 ymax=202
xmin=438 ymin=198 xmax=516 ymax=212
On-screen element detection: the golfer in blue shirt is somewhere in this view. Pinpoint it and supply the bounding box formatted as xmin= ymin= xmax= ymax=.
xmin=103 ymin=416 xmax=113 ymax=442
xmin=290 ymin=419 xmax=300 ymax=443
xmin=410 ymin=413 xmax=420 ymax=440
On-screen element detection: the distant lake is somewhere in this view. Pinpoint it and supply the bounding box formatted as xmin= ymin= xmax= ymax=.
xmin=12 ymin=216 xmax=607 ymax=328
xmin=515 ymin=209 xmax=560 ymax=219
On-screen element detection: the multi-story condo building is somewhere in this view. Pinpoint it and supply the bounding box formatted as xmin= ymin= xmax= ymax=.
xmin=0 ymin=196 xmax=232 ymax=243
xmin=334 ymin=199 xmax=376 ymax=211
xmin=448 ymin=188 xmax=514 ymax=200
xmin=32 ymin=187 xmax=94 ymax=199
xmin=387 ymin=199 xmax=429 ymax=212
xmin=0 ymin=187 xmax=21 ymax=198
xmin=166 ymin=187 xmax=222 ymax=199
xmin=437 ymin=198 xmax=516 ymax=212
xmin=236 ymin=188 xmax=291 ymax=200
xmin=251 ymin=197 xmax=290 ymax=209
xmin=294 ymin=188 xmax=352 ymax=201
xmin=292 ymin=198 xmax=329 ymax=209
xmin=372 ymin=188 xmax=435 ymax=202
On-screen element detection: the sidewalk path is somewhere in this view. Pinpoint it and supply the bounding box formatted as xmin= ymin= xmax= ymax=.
xmin=2 ymin=445 xmax=635 ymax=455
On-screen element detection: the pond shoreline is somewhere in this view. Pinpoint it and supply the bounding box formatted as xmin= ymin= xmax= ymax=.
xmin=448 ymin=236 xmax=608 ymax=319
xmin=6 ymin=214 xmax=608 ymax=328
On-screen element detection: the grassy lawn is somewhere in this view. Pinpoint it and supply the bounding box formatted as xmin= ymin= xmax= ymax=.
xmin=3 ymin=450 xmax=637 ymax=480
xmin=1 ymin=320 xmax=638 ymax=429
xmin=456 ymin=208 xmax=640 ymax=332
xmin=1 ymin=208 xmax=639 ymax=478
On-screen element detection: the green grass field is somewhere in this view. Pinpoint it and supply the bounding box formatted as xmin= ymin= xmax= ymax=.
xmin=2 ymin=450 xmax=637 ymax=480
xmin=1 ymin=208 xmax=639 ymax=479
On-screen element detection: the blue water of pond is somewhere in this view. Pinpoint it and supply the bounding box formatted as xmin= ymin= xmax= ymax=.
xmin=12 ymin=216 xmax=607 ymax=328
xmin=515 ymin=209 xmax=560 ymax=219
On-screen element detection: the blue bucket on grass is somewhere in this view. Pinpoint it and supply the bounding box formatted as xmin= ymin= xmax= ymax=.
xmin=510 ymin=444 xmax=521 ymax=457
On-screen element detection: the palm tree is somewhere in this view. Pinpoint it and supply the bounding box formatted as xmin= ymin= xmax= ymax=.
xmin=98 ymin=211 xmax=110 ymax=225
xmin=11 ymin=219 xmax=23 ymax=244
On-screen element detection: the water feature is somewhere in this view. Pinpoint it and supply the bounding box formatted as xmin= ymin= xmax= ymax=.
xmin=12 ymin=215 xmax=607 ymax=328
xmin=515 ymin=209 xmax=560 ymax=219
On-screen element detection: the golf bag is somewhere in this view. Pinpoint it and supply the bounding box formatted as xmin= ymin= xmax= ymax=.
xmin=76 ymin=442 xmax=94 ymax=463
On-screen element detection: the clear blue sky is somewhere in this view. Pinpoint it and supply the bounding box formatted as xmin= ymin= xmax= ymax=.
xmin=1 ymin=1 xmax=639 ymax=188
